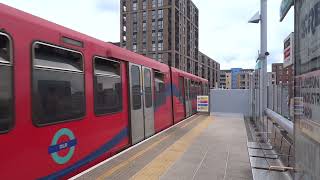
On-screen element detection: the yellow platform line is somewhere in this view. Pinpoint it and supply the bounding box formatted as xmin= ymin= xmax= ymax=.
xmin=130 ymin=116 xmax=212 ymax=180
xmin=96 ymin=134 xmax=170 ymax=180
xmin=96 ymin=116 xmax=202 ymax=180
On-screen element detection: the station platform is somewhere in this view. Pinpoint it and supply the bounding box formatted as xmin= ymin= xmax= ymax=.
xmin=71 ymin=113 xmax=253 ymax=180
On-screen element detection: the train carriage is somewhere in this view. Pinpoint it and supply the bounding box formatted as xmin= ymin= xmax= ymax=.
xmin=0 ymin=3 xmax=208 ymax=179
xmin=170 ymin=68 xmax=208 ymax=123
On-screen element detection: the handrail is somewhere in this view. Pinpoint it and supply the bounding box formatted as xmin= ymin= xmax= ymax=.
xmin=265 ymin=108 xmax=294 ymax=137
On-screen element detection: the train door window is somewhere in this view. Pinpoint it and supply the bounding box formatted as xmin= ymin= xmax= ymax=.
xmin=185 ymin=79 xmax=189 ymax=100
xmin=32 ymin=42 xmax=85 ymax=126
xmin=144 ymin=68 xmax=152 ymax=108
xmin=0 ymin=33 xmax=13 ymax=133
xmin=187 ymin=79 xmax=191 ymax=100
xmin=178 ymin=77 xmax=184 ymax=103
xmin=154 ymin=72 xmax=165 ymax=107
xmin=94 ymin=57 xmax=122 ymax=115
xmin=190 ymin=81 xmax=194 ymax=99
xmin=131 ymin=65 xmax=141 ymax=110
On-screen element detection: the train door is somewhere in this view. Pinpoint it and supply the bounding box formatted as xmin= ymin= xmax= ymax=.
xmin=129 ymin=63 xmax=155 ymax=144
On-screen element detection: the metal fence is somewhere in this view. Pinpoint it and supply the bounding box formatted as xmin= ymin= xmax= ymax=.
xmin=266 ymin=84 xmax=293 ymax=121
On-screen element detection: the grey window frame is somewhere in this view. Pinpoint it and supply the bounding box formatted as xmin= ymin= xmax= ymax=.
xmin=32 ymin=41 xmax=85 ymax=126
xmin=0 ymin=32 xmax=14 ymax=134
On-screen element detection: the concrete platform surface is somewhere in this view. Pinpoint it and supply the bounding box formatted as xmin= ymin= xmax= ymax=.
xmin=71 ymin=113 xmax=252 ymax=180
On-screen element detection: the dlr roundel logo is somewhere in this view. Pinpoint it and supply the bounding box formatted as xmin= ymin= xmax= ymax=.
xmin=48 ymin=128 xmax=77 ymax=164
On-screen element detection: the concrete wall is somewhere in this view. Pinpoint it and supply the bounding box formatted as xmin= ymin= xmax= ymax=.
xmin=210 ymin=89 xmax=250 ymax=116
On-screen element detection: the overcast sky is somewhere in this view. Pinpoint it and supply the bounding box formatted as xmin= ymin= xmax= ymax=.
xmin=1 ymin=0 xmax=294 ymax=71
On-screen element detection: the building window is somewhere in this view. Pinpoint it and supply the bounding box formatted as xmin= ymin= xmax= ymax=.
xmin=143 ymin=22 xmax=147 ymax=31
xmin=132 ymin=2 xmax=137 ymax=10
xmin=142 ymin=43 xmax=147 ymax=52
xmin=123 ymin=15 xmax=127 ymax=23
xmin=133 ymin=33 xmax=137 ymax=42
xmin=152 ymin=32 xmax=156 ymax=41
xmin=143 ymin=11 xmax=147 ymax=21
xmin=152 ymin=53 xmax=157 ymax=59
xmin=152 ymin=21 xmax=156 ymax=31
xmin=94 ymin=57 xmax=122 ymax=115
xmin=32 ymin=42 xmax=85 ymax=126
xmin=132 ymin=13 xmax=137 ymax=22
xmin=158 ymin=42 xmax=163 ymax=51
xmin=133 ymin=23 xmax=137 ymax=32
xmin=0 ymin=33 xmax=13 ymax=132
xmin=152 ymin=0 xmax=157 ymax=8
xmin=142 ymin=32 xmax=147 ymax=42
xmin=158 ymin=31 xmax=163 ymax=41
xmin=152 ymin=43 xmax=156 ymax=51
xmin=143 ymin=0 xmax=147 ymax=9
xmin=132 ymin=44 xmax=137 ymax=52
xmin=158 ymin=0 xmax=163 ymax=7
xmin=152 ymin=10 xmax=156 ymax=20
xmin=158 ymin=20 xmax=163 ymax=29
xmin=158 ymin=9 xmax=163 ymax=19
xmin=158 ymin=53 xmax=162 ymax=61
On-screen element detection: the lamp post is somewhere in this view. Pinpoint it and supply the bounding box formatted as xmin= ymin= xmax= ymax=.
xmin=249 ymin=0 xmax=268 ymax=124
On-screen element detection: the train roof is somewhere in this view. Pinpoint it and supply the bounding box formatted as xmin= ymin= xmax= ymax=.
xmin=0 ymin=3 xmax=169 ymax=72
xmin=171 ymin=67 xmax=208 ymax=82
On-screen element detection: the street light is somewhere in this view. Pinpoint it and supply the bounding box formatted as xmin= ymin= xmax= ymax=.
xmin=249 ymin=0 xmax=268 ymax=126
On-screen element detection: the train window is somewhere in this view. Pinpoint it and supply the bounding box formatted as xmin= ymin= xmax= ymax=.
xmin=154 ymin=72 xmax=165 ymax=107
xmin=32 ymin=42 xmax=85 ymax=126
xmin=33 ymin=43 xmax=83 ymax=72
xmin=178 ymin=77 xmax=184 ymax=104
xmin=131 ymin=65 xmax=141 ymax=110
xmin=191 ymin=81 xmax=195 ymax=99
xmin=144 ymin=69 xmax=152 ymax=108
xmin=94 ymin=57 xmax=122 ymax=115
xmin=0 ymin=33 xmax=13 ymax=133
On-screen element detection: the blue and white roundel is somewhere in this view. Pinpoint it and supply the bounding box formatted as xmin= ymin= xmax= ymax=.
xmin=48 ymin=128 xmax=77 ymax=164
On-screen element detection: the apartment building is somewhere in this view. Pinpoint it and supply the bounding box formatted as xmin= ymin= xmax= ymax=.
xmin=120 ymin=0 xmax=220 ymax=88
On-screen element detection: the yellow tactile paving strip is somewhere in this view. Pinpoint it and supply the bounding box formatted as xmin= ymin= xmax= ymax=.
xmin=96 ymin=115 xmax=204 ymax=180
xmin=130 ymin=116 xmax=213 ymax=180
xmin=96 ymin=134 xmax=171 ymax=180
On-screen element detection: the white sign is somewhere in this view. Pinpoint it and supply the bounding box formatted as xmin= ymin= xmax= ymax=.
xmin=197 ymin=96 xmax=209 ymax=112
xmin=283 ymin=32 xmax=294 ymax=68
xmin=296 ymin=70 xmax=320 ymax=143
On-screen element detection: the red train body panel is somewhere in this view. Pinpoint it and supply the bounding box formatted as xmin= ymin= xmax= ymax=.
xmin=0 ymin=4 xmax=208 ymax=179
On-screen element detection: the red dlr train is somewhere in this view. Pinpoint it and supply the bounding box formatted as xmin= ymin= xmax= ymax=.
xmin=0 ymin=3 xmax=209 ymax=179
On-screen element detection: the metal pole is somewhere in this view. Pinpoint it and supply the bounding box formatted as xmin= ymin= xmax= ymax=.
xmin=260 ymin=0 xmax=268 ymax=122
